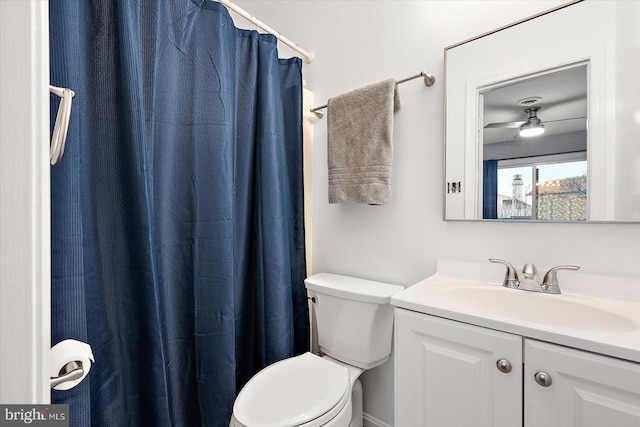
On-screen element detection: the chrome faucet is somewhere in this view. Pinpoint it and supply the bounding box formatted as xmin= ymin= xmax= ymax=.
xmin=489 ymin=259 xmax=580 ymax=294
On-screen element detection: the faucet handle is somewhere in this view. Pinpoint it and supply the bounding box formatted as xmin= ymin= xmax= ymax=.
xmin=489 ymin=258 xmax=520 ymax=289
xmin=541 ymin=265 xmax=580 ymax=294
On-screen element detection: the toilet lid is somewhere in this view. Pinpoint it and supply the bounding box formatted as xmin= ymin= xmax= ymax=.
xmin=233 ymin=352 xmax=350 ymax=427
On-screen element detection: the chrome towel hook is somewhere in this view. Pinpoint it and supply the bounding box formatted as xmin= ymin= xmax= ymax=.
xmin=49 ymin=85 xmax=75 ymax=165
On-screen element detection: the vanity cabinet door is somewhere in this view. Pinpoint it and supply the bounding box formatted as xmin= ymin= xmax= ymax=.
xmin=525 ymin=339 xmax=640 ymax=427
xmin=395 ymin=309 xmax=522 ymax=427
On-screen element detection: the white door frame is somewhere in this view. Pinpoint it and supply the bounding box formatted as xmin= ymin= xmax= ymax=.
xmin=0 ymin=0 xmax=50 ymax=403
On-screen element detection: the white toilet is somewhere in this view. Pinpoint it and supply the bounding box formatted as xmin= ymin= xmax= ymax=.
xmin=230 ymin=273 xmax=404 ymax=427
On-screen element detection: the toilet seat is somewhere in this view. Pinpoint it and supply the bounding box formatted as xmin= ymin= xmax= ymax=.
xmin=232 ymin=352 xmax=351 ymax=427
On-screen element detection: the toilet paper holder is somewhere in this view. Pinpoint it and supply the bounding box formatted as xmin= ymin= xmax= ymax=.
xmin=50 ymin=360 xmax=85 ymax=389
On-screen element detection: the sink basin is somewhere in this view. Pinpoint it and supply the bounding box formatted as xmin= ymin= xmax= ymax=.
xmin=444 ymin=286 xmax=638 ymax=332
xmin=390 ymin=259 xmax=640 ymax=363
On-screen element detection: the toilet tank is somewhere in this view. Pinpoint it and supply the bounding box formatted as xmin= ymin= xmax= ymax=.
xmin=305 ymin=273 xmax=404 ymax=370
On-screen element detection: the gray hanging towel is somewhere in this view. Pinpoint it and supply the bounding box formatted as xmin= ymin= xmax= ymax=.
xmin=327 ymin=78 xmax=400 ymax=205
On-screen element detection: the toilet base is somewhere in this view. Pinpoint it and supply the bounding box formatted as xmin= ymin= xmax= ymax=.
xmin=349 ymin=378 xmax=363 ymax=427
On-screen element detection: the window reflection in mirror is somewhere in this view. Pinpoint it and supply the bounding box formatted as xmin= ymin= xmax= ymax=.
xmin=494 ymin=159 xmax=587 ymax=221
xmin=481 ymin=65 xmax=587 ymax=220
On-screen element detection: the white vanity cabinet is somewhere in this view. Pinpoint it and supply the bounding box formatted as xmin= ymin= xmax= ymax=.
xmin=395 ymin=308 xmax=640 ymax=427
xmin=394 ymin=309 xmax=522 ymax=427
xmin=525 ymin=339 xmax=640 ymax=427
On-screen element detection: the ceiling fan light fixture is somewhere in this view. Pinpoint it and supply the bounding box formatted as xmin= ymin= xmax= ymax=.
xmin=519 ymin=121 xmax=545 ymax=137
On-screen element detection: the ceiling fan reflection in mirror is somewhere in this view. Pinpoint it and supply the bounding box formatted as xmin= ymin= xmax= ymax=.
xmin=484 ymin=106 xmax=586 ymax=138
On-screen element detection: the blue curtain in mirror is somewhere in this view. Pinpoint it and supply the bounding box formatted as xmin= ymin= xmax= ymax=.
xmin=483 ymin=160 xmax=498 ymax=219
xmin=49 ymin=1 xmax=308 ymax=425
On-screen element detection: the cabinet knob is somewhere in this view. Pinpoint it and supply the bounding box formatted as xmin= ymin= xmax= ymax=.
xmin=496 ymin=359 xmax=512 ymax=373
xmin=534 ymin=371 xmax=552 ymax=387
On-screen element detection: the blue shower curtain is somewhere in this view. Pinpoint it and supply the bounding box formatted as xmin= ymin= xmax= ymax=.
xmin=49 ymin=1 xmax=308 ymax=425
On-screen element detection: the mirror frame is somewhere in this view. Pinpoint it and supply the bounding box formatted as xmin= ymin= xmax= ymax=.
xmin=443 ymin=0 xmax=638 ymax=223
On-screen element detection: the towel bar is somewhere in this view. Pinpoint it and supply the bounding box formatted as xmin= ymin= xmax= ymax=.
xmin=310 ymin=71 xmax=435 ymax=118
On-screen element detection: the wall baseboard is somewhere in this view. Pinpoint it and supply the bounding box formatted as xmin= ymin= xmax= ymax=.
xmin=363 ymin=412 xmax=392 ymax=427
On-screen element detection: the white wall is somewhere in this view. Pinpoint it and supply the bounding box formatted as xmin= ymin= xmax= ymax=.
xmin=233 ymin=1 xmax=640 ymax=425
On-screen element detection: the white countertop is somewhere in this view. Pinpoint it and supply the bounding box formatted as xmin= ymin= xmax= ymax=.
xmin=391 ymin=260 xmax=640 ymax=363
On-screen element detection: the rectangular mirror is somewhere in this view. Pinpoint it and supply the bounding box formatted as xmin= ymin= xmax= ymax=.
xmin=444 ymin=0 xmax=640 ymax=222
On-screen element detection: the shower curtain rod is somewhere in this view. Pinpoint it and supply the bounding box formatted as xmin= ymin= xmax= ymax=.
xmin=309 ymin=71 xmax=436 ymax=118
xmin=216 ymin=0 xmax=314 ymax=63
